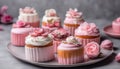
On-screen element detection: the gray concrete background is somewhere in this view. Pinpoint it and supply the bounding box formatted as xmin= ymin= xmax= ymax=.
xmin=0 ymin=0 xmax=120 ymax=69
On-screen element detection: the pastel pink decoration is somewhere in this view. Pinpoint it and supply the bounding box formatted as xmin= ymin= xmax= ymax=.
xmin=19 ymin=7 xmax=35 ymax=14
xmin=1 ymin=13 xmax=13 ymax=23
xmin=85 ymin=42 xmax=100 ymax=59
xmin=45 ymin=9 xmax=57 ymax=17
xmin=112 ymin=17 xmax=120 ymax=33
xmin=100 ymin=39 xmax=113 ymax=50
xmin=25 ymin=45 xmax=54 ymax=62
xmin=1 ymin=5 xmax=8 ymax=13
xmin=115 ymin=53 xmax=120 ymax=62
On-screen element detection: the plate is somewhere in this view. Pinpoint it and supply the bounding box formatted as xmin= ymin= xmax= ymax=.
xmin=103 ymin=25 xmax=120 ymax=38
xmin=7 ymin=43 xmax=113 ymax=67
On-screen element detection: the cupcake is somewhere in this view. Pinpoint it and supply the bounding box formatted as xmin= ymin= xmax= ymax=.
xmin=100 ymin=39 xmax=113 ymax=50
xmin=63 ymin=8 xmax=84 ymax=36
xmin=112 ymin=17 xmax=120 ymax=34
xmin=18 ymin=7 xmax=40 ymax=27
xmin=75 ymin=22 xmax=100 ymax=46
xmin=57 ymin=36 xmax=84 ymax=65
xmin=25 ymin=28 xmax=54 ymax=62
xmin=11 ymin=20 xmax=32 ymax=46
xmin=50 ymin=28 xmax=69 ymax=54
xmin=84 ymin=42 xmax=100 ymax=59
xmin=42 ymin=9 xmax=61 ymax=32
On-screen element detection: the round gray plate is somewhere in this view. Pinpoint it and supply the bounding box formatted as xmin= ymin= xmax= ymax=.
xmin=7 ymin=43 xmax=113 ymax=67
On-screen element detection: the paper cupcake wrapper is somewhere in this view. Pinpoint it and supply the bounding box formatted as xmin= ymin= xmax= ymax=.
xmin=26 ymin=21 xmax=40 ymax=27
xmin=57 ymin=48 xmax=84 ymax=65
xmin=11 ymin=32 xmax=29 ymax=46
xmin=25 ymin=45 xmax=54 ymax=62
xmin=63 ymin=24 xmax=79 ymax=36
xmin=76 ymin=36 xmax=100 ymax=46
xmin=53 ymin=40 xmax=62 ymax=54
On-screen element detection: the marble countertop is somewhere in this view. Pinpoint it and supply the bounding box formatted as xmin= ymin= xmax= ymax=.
xmin=0 ymin=19 xmax=120 ymax=69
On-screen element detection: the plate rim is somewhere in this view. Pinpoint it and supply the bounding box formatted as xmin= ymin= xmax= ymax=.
xmin=7 ymin=43 xmax=113 ymax=67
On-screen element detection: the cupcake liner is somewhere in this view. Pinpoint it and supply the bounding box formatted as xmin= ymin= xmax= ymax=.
xmin=11 ymin=32 xmax=29 ymax=46
xmin=26 ymin=21 xmax=40 ymax=27
xmin=76 ymin=36 xmax=100 ymax=46
xmin=57 ymin=48 xmax=84 ymax=65
xmin=25 ymin=45 xmax=54 ymax=62
xmin=53 ymin=40 xmax=62 ymax=54
xmin=63 ymin=24 xmax=79 ymax=36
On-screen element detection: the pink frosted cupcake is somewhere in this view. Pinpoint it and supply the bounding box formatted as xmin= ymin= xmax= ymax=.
xmin=42 ymin=9 xmax=61 ymax=32
xmin=50 ymin=28 xmax=69 ymax=54
xmin=75 ymin=22 xmax=100 ymax=46
xmin=18 ymin=7 xmax=40 ymax=27
xmin=11 ymin=20 xmax=33 ymax=46
xmin=25 ymin=28 xmax=54 ymax=62
xmin=57 ymin=36 xmax=84 ymax=65
xmin=63 ymin=8 xmax=84 ymax=36
xmin=112 ymin=17 xmax=120 ymax=34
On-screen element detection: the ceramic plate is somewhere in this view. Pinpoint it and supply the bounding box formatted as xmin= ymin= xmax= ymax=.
xmin=103 ymin=25 xmax=120 ymax=38
xmin=7 ymin=43 xmax=113 ymax=67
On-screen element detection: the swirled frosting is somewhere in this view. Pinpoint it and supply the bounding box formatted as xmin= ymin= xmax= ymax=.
xmin=75 ymin=22 xmax=100 ymax=36
xmin=19 ymin=7 xmax=36 ymax=14
xmin=64 ymin=8 xmax=84 ymax=24
xmin=42 ymin=9 xmax=60 ymax=27
xmin=50 ymin=28 xmax=69 ymax=40
xmin=25 ymin=28 xmax=52 ymax=46
xmin=113 ymin=17 xmax=120 ymax=24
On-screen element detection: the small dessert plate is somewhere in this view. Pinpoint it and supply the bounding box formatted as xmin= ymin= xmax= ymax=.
xmin=7 ymin=43 xmax=113 ymax=67
xmin=103 ymin=25 xmax=120 ymax=38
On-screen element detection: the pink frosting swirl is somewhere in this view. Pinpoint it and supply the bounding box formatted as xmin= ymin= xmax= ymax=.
xmin=13 ymin=20 xmax=31 ymax=28
xmin=101 ymin=39 xmax=113 ymax=50
xmin=85 ymin=42 xmax=100 ymax=59
xmin=113 ymin=17 xmax=120 ymax=23
xmin=66 ymin=8 xmax=82 ymax=18
xmin=115 ymin=53 xmax=120 ymax=62
xmin=75 ymin=22 xmax=99 ymax=36
xmin=46 ymin=20 xmax=60 ymax=28
xmin=19 ymin=7 xmax=36 ymax=14
xmin=45 ymin=9 xmax=57 ymax=17
xmin=51 ymin=28 xmax=69 ymax=40
xmin=30 ymin=28 xmax=49 ymax=37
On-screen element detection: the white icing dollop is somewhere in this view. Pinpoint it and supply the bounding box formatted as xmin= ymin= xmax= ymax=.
xmin=66 ymin=36 xmax=79 ymax=44
xmin=25 ymin=35 xmax=52 ymax=46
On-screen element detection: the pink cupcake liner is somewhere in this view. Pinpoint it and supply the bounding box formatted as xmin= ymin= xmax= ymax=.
xmin=53 ymin=40 xmax=62 ymax=54
xmin=25 ymin=46 xmax=54 ymax=62
xmin=63 ymin=24 xmax=78 ymax=36
xmin=76 ymin=36 xmax=100 ymax=46
xmin=26 ymin=21 xmax=40 ymax=27
xmin=11 ymin=32 xmax=29 ymax=46
xmin=58 ymin=56 xmax=84 ymax=65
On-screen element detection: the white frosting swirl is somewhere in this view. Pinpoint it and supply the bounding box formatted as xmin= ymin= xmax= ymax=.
xmin=66 ymin=36 xmax=79 ymax=44
xmin=25 ymin=35 xmax=52 ymax=46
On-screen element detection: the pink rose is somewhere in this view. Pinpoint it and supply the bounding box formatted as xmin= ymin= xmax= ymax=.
xmin=101 ymin=39 xmax=113 ymax=50
xmin=85 ymin=42 xmax=100 ymax=59
xmin=1 ymin=14 xmax=13 ymax=24
xmin=115 ymin=53 xmax=120 ymax=62
xmin=1 ymin=5 xmax=8 ymax=13
xmin=16 ymin=20 xmax=26 ymax=27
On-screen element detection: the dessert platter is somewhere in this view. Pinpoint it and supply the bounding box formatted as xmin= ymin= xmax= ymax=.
xmin=104 ymin=17 xmax=120 ymax=38
xmin=7 ymin=7 xmax=114 ymax=67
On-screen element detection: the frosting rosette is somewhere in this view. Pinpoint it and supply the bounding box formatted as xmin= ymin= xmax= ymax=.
xmin=85 ymin=42 xmax=100 ymax=59
xmin=25 ymin=28 xmax=52 ymax=46
xmin=19 ymin=7 xmax=36 ymax=14
xmin=45 ymin=9 xmax=57 ymax=17
xmin=66 ymin=8 xmax=82 ymax=18
xmin=100 ymin=39 xmax=113 ymax=50
xmin=13 ymin=20 xmax=31 ymax=28
xmin=50 ymin=28 xmax=69 ymax=40
xmin=75 ymin=22 xmax=100 ymax=36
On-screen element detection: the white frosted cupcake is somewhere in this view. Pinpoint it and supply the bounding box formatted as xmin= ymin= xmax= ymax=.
xmin=18 ymin=7 xmax=40 ymax=27
xmin=42 ymin=9 xmax=61 ymax=32
xmin=25 ymin=28 xmax=54 ymax=62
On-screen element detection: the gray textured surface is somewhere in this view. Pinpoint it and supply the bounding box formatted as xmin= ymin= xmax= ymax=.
xmin=0 ymin=0 xmax=120 ymax=69
xmin=0 ymin=19 xmax=120 ymax=69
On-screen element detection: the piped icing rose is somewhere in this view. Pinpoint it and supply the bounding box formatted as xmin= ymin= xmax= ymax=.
xmin=50 ymin=28 xmax=69 ymax=40
xmin=100 ymin=40 xmax=113 ymax=50
xmin=42 ymin=9 xmax=61 ymax=28
xmin=19 ymin=7 xmax=36 ymax=14
xmin=64 ymin=8 xmax=84 ymax=24
xmin=85 ymin=42 xmax=100 ymax=59
xmin=113 ymin=17 xmax=120 ymax=23
xmin=25 ymin=28 xmax=52 ymax=46
xmin=12 ymin=20 xmax=31 ymax=28
xmin=75 ymin=22 xmax=100 ymax=36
